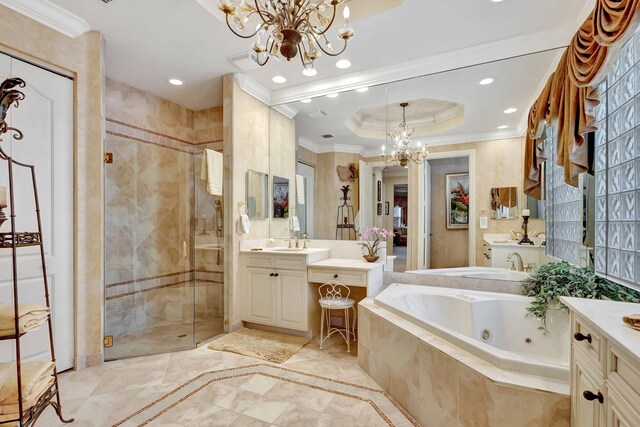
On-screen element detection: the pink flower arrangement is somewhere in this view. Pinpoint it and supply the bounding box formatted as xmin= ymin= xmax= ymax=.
xmin=359 ymin=227 xmax=394 ymax=257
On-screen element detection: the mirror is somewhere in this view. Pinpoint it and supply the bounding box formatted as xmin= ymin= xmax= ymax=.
xmin=246 ymin=170 xmax=268 ymax=219
xmin=273 ymin=175 xmax=290 ymax=219
xmin=525 ymin=195 xmax=545 ymax=220
xmin=490 ymin=187 xmax=518 ymax=219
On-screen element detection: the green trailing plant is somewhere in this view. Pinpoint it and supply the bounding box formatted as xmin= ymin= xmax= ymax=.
xmin=521 ymin=261 xmax=640 ymax=334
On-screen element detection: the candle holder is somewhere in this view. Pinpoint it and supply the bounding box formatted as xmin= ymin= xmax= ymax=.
xmin=0 ymin=205 xmax=6 ymax=230
xmin=518 ymin=214 xmax=534 ymax=245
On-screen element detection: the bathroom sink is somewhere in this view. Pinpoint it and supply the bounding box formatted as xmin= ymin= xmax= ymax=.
xmin=271 ymin=248 xmax=306 ymax=252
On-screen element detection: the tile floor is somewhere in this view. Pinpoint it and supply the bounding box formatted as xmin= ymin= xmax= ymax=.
xmin=38 ymin=336 xmax=417 ymax=427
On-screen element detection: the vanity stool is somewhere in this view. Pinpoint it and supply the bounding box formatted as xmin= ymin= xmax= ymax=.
xmin=318 ymin=281 xmax=357 ymax=353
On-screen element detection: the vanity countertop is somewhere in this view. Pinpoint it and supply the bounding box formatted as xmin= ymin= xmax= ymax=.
xmin=240 ymin=248 xmax=330 ymax=255
xmin=561 ymin=296 xmax=640 ymax=363
xmin=483 ymin=238 xmax=545 ymax=248
xmin=308 ymin=258 xmax=386 ymax=271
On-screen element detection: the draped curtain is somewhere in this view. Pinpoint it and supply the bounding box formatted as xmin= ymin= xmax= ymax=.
xmin=524 ymin=0 xmax=640 ymax=198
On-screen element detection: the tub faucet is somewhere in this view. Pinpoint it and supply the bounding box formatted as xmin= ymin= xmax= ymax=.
xmin=507 ymin=252 xmax=524 ymax=272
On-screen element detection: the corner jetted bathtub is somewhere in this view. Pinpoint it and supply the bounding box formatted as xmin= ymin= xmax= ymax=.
xmin=374 ymin=284 xmax=570 ymax=381
xmin=405 ymin=266 xmax=529 ymax=281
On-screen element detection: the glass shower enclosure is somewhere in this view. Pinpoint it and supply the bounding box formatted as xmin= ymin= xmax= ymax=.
xmin=103 ymin=137 xmax=225 ymax=360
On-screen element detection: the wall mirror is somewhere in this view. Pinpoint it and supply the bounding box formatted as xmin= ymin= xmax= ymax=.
xmin=246 ymin=170 xmax=268 ymax=219
xmin=273 ymin=175 xmax=290 ymax=219
xmin=490 ymin=187 xmax=518 ymax=219
xmin=525 ymin=195 xmax=545 ymax=220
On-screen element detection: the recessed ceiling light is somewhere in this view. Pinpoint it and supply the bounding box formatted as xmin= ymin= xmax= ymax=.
xmin=168 ymin=78 xmax=184 ymax=86
xmin=491 ymin=0 xmax=504 ymax=3
xmin=356 ymin=87 xmax=369 ymax=93
xmin=503 ymin=107 xmax=518 ymax=114
xmin=302 ymin=68 xmax=317 ymax=77
xmin=300 ymin=99 xmax=312 ymax=104
xmin=479 ymin=78 xmax=494 ymax=85
xmin=497 ymin=125 xmax=509 ymax=130
xmin=327 ymin=93 xmax=339 ymax=98
xmin=272 ymin=75 xmax=287 ymax=84
xmin=336 ymin=59 xmax=352 ymax=69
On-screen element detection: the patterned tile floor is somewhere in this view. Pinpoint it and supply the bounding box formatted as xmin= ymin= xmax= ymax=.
xmin=37 ymin=335 xmax=419 ymax=427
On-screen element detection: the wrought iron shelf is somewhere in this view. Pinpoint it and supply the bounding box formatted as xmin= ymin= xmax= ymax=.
xmin=336 ymin=224 xmax=355 ymax=229
xmin=0 ymin=232 xmax=42 ymax=248
xmin=0 ymin=382 xmax=59 ymax=426
xmin=0 ymin=332 xmax=26 ymax=341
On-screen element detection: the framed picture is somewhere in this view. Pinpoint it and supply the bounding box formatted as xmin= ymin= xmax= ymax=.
xmin=446 ymin=173 xmax=469 ymax=229
xmin=377 ymin=180 xmax=382 ymax=201
xmin=385 ymin=201 xmax=390 ymax=215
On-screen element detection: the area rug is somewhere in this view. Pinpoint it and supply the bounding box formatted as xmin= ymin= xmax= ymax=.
xmin=113 ymin=364 xmax=420 ymax=427
xmin=207 ymin=327 xmax=309 ymax=363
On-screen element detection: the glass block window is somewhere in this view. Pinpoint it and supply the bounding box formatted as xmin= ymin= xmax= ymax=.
xmin=594 ymin=31 xmax=640 ymax=287
xmin=544 ymin=124 xmax=583 ymax=265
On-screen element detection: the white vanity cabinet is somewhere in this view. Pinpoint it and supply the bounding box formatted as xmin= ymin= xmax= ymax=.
xmin=562 ymin=298 xmax=640 ymax=427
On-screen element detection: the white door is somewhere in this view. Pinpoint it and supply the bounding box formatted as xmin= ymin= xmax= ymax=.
xmin=245 ymin=268 xmax=275 ymax=325
xmin=424 ymin=161 xmax=432 ymax=269
xmin=274 ymin=270 xmax=307 ymax=331
xmin=358 ymin=160 xmax=373 ymax=235
xmin=0 ymin=55 xmax=74 ymax=371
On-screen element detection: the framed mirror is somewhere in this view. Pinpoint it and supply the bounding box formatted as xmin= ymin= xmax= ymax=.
xmin=273 ymin=175 xmax=290 ymax=219
xmin=246 ymin=170 xmax=268 ymax=219
xmin=525 ymin=195 xmax=546 ymax=219
xmin=490 ymin=187 xmax=518 ymax=219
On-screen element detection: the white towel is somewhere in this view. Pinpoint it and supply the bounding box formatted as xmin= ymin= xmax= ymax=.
xmin=295 ymin=175 xmax=305 ymax=205
xmin=200 ymin=149 xmax=223 ymax=196
xmin=0 ymin=361 xmax=55 ymax=406
xmin=237 ymin=214 xmax=250 ymax=234
xmin=0 ymin=304 xmax=49 ymax=337
xmin=290 ymin=216 xmax=300 ymax=232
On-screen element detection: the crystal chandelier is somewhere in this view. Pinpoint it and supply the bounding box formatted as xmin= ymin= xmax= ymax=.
xmin=218 ymin=0 xmax=355 ymax=69
xmin=382 ymin=103 xmax=428 ymax=168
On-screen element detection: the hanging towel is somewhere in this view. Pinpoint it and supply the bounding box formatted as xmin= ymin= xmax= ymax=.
xmin=0 ymin=361 xmax=55 ymax=405
xmin=200 ymin=149 xmax=223 ymax=196
xmin=295 ymin=175 xmax=305 ymax=205
xmin=237 ymin=214 xmax=250 ymax=235
xmin=289 ymin=216 xmax=300 ymax=232
xmin=0 ymin=304 xmax=49 ymax=337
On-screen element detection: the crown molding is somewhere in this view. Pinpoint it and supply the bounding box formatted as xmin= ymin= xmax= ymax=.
xmin=0 ymin=0 xmax=90 ymax=38
xmin=272 ymin=104 xmax=298 ymax=119
xmin=234 ymin=73 xmax=272 ymax=106
xmin=270 ymin=26 xmax=574 ymax=105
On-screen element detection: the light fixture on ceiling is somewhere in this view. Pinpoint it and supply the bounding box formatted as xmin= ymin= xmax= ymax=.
xmin=356 ymin=87 xmax=369 ymax=93
xmin=479 ymin=78 xmax=494 ymax=85
xmin=168 ymin=78 xmax=184 ymax=86
xmin=326 ymin=93 xmax=339 ymax=98
xmin=218 ymin=0 xmax=355 ymax=69
xmin=302 ymin=68 xmax=318 ymax=77
xmin=382 ymin=102 xmax=428 ymax=168
xmin=300 ymin=99 xmax=312 ymax=103
xmin=336 ymin=59 xmax=352 ymax=69
xmin=497 ymin=125 xmax=509 ymax=130
xmin=504 ymin=107 xmax=518 ymax=114
xmin=272 ymin=75 xmax=287 ymax=84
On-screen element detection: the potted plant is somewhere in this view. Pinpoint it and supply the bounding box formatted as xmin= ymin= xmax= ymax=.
xmin=359 ymin=227 xmax=394 ymax=262
xmin=521 ymin=261 xmax=640 ymax=334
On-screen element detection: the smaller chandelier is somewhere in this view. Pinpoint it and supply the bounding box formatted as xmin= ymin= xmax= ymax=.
xmin=218 ymin=0 xmax=355 ymax=69
xmin=382 ymin=102 xmax=428 ymax=168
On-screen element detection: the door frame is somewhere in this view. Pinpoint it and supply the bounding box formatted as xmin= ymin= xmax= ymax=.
xmin=417 ymin=149 xmax=476 ymax=269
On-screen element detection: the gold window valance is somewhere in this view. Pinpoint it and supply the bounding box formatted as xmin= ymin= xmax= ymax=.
xmin=524 ymin=0 xmax=640 ymax=199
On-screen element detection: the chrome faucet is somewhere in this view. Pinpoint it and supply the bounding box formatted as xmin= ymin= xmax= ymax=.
xmin=507 ymin=252 xmax=524 ymax=272
xmin=288 ymin=234 xmax=299 ymax=249
xmin=302 ymin=233 xmax=310 ymax=249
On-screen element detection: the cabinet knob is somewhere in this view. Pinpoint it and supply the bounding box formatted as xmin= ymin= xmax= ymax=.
xmin=574 ymin=332 xmax=592 ymax=344
xmin=583 ymin=390 xmax=603 ymax=404
xmin=269 ymin=273 xmax=274 ymax=277
xmin=274 ymin=273 xmax=279 ymax=277
xmin=333 ymin=274 xmax=338 ymax=279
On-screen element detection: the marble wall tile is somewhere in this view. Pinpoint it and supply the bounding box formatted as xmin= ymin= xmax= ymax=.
xmin=418 ymin=342 xmax=459 ymax=419
xmin=495 ymin=385 xmax=570 ymax=427
xmin=458 ymin=362 xmax=496 ymax=426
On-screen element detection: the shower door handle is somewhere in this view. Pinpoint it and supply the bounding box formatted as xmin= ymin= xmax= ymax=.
xmin=182 ymin=241 xmax=188 ymax=259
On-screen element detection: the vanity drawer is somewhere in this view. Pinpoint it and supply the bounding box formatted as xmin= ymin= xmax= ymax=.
xmin=275 ymin=256 xmax=307 ymax=270
xmin=244 ymin=254 xmax=275 ymax=268
xmin=607 ymin=343 xmax=640 ymax=403
xmin=308 ymin=268 xmax=367 ymax=286
xmin=573 ymin=314 xmax=606 ymax=374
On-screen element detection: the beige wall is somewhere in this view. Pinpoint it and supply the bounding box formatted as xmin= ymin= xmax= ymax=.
xmin=269 ymin=109 xmax=297 ymax=238
xmin=429 ymin=157 xmax=470 ymax=269
xmin=0 ymin=6 xmax=105 ymax=368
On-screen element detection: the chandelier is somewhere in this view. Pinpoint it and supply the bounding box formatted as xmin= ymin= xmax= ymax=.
xmin=218 ymin=0 xmax=355 ymax=69
xmin=382 ymin=103 xmax=428 ymax=168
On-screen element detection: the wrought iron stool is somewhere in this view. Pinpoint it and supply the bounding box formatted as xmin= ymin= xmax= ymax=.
xmin=318 ymin=281 xmax=357 ymax=353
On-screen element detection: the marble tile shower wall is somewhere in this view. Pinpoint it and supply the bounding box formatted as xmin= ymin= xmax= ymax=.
xmin=104 ymin=78 xmax=225 ymax=341
xmin=594 ymin=30 xmax=640 ymax=287
xmin=544 ymin=125 xmax=583 ymax=265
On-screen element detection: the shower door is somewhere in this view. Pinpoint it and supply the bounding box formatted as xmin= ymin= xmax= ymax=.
xmin=103 ymin=135 xmax=196 ymax=360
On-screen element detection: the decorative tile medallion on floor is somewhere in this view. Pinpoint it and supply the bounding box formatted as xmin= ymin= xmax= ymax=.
xmin=113 ymin=363 xmax=419 ymax=427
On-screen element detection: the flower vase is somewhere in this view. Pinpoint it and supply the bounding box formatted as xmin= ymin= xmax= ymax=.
xmin=363 ymin=255 xmax=380 ymax=263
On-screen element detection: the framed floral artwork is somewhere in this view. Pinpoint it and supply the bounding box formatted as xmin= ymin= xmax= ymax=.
xmin=446 ymin=173 xmax=469 ymax=229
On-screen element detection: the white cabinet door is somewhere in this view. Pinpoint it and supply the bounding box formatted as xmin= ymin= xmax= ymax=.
xmin=606 ymin=386 xmax=640 ymax=427
xmin=244 ymin=268 xmax=275 ymax=325
xmin=275 ymin=270 xmax=307 ymax=331
xmin=0 ymin=56 xmax=74 ymax=371
xmin=572 ymin=352 xmax=605 ymax=427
